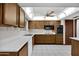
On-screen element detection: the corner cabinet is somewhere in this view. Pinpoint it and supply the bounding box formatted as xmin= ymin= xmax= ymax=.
xmin=3 ymin=3 xmax=20 ymax=26
xmin=19 ymin=8 xmax=25 ymax=28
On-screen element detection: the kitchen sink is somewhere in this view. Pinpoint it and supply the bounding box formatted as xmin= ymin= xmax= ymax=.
xmin=24 ymin=34 xmax=33 ymax=36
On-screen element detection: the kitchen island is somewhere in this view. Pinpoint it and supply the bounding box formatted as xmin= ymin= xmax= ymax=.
xmin=70 ymin=37 xmax=79 ymax=56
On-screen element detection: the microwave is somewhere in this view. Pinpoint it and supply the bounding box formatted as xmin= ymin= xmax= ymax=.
xmin=44 ymin=25 xmax=54 ymax=30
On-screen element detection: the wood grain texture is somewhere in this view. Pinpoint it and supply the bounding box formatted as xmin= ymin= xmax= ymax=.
xmin=19 ymin=7 xmax=25 ymax=28
xmin=33 ymin=34 xmax=63 ymax=44
xmin=19 ymin=43 xmax=28 ymax=56
xmin=0 ymin=4 xmax=2 ymax=25
xmin=71 ymin=39 xmax=79 ymax=56
xmin=28 ymin=20 xmax=61 ymax=32
xmin=56 ymin=34 xmax=63 ymax=44
xmin=65 ymin=20 xmax=73 ymax=45
xmin=3 ymin=3 xmax=19 ymax=26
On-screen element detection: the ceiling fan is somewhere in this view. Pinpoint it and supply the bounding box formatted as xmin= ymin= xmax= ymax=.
xmin=45 ymin=10 xmax=56 ymax=17
xmin=44 ymin=10 xmax=59 ymax=20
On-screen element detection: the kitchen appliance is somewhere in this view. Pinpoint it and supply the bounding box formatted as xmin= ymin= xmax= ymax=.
xmin=57 ymin=25 xmax=63 ymax=34
xmin=44 ymin=25 xmax=54 ymax=30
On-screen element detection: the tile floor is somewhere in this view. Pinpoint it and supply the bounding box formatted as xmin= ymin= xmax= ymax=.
xmin=31 ymin=45 xmax=71 ymax=56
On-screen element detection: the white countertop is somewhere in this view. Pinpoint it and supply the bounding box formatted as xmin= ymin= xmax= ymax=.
xmin=0 ymin=31 xmax=33 ymax=52
xmin=0 ymin=29 xmax=56 ymax=52
xmin=0 ymin=36 xmax=32 ymax=52
xmin=70 ymin=37 xmax=79 ymax=41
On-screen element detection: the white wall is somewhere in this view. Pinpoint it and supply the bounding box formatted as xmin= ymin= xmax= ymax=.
xmin=61 ymin=20 xmax=65 ymax=44
xmin=77 ymin=20 xmax=79 ymax=37
xmin=25 ymin=20 xmax=29 ymax=31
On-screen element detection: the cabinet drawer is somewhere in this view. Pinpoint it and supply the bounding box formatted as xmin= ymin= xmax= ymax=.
xmin=0 ymin=52 xmax=10 ymax=56
xmin=0 ymin=52 xmax=18 ymax=56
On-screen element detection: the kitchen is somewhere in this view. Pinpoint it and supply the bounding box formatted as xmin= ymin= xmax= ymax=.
xmin=0 ymin=3 xmax=79 ymax=56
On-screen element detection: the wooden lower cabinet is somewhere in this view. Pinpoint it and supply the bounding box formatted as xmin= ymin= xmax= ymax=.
xmin=18 ymin=43 xmax=28 ymax=56
xmin=0 ymin=52 xmax=18 ymax=56
xmin=0 ymin=43 xmax=28 ymax=56
xmin=71 ymin=39 xmax=79 ymax=56
xmin=33 ymin=34 xmax=63 ymax=44
xmin=56 ymin=34 xmax=63 ymax=44
xmin=49 ymin=35 xmax=55 ymax=43
xmin=34 ymin=35 xmax=48 ymax=44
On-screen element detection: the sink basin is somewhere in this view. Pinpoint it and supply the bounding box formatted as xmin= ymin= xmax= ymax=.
xmin=24 ymin=34 xmax=33 ymax=36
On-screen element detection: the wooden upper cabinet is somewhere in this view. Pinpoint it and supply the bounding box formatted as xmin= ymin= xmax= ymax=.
xmin=3 ymin=3 xmax=20 ymax=26
xmin=19 ymin=8 xmax=25 ymax=28
xmin=0 ymin=4 xmax=2 ymax=25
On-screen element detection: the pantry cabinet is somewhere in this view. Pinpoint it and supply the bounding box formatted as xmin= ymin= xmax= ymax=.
xmin=3 ymin=3 xmax=20 ymax=26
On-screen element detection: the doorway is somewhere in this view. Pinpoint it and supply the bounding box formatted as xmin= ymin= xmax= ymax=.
xmin=65 ymin=20 xmax=73 ymax=45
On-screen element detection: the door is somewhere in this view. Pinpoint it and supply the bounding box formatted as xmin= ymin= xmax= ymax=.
xmin=65 ymin=20 xmax=73 ymax=45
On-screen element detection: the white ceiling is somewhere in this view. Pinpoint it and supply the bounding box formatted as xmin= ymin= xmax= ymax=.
xmin=18 ymin=3 xmax=79 ymax=7
xmin=19 ymin=3 xmax=79 ymax=20
xmin=32 ymin=7 xmax=65 ymax=16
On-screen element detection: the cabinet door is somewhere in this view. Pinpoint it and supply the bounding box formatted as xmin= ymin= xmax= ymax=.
xmin=34 ymin=35 xmax=46 ymax=44
xmin=0 ymin=4 xmax=2 ymax=25
xmin=71 ymin=40 xmax=78 ymax=56
xmin=42 ymin=35 xmax=50 ymax=43
xmin=34 ymin=35 xmax=54 ymax=44
xmin=3 ymin=3 xmax=19 ymax=26
xmin=49 ymin=35 xmax=56 ymax=44
xmin=19 ymin=8 xmax=25 ymax=28
xmin=71 ymin=40 xmax=79 ymax=56
xmin=19 ymin=43 xmax=28 ymax=56
xmin=56 ymin=34 xmax=63 ymax=44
